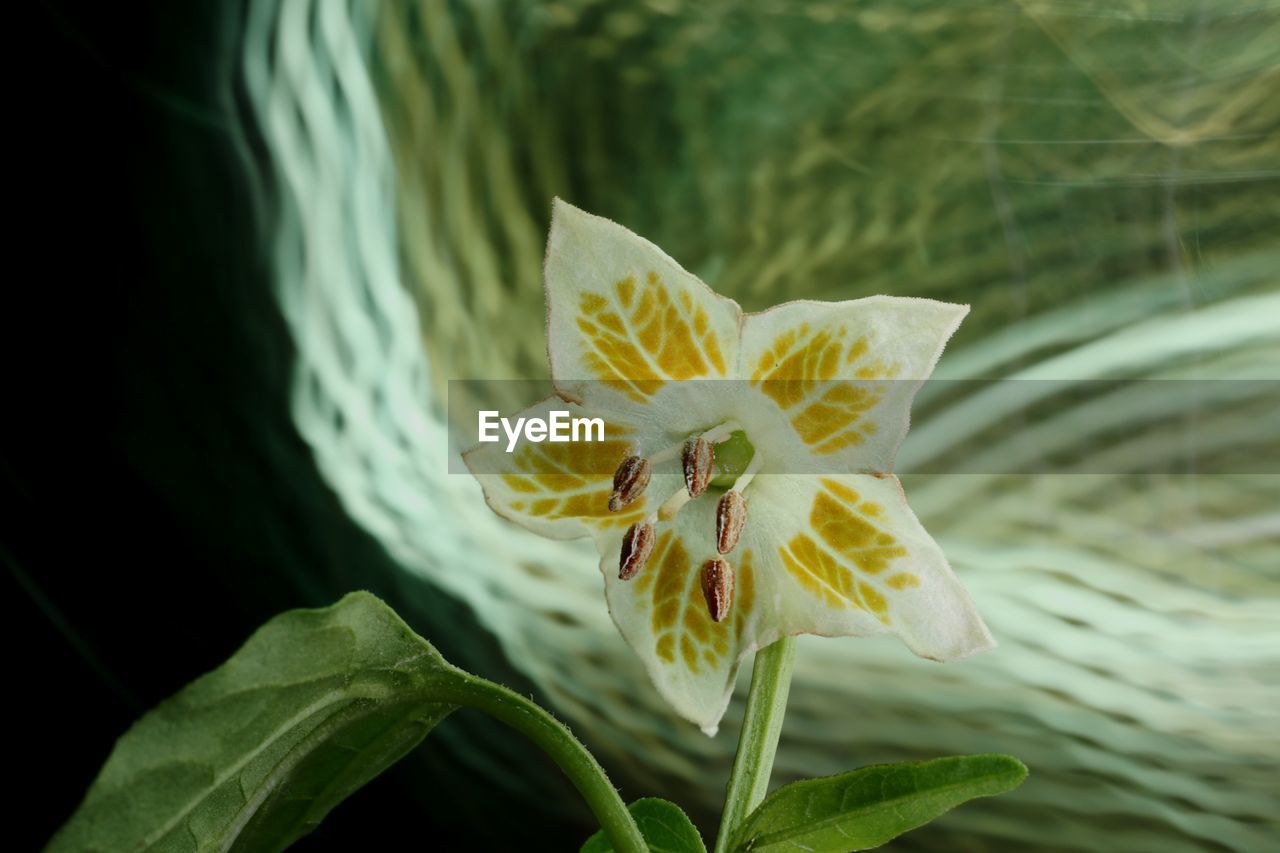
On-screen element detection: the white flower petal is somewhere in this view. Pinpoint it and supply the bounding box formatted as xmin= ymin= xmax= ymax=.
xmin=601 ymin=493 xmax=775 ymax=733
xmin=738 ymin=296 xmax=968 ymax=473
xmin=462 ymin=397 xmax=658 ymax=541
xmin=544 ymin=199 xmax=742 ymax=415
xmin=746 ymin=472 xmax=994 ymax=662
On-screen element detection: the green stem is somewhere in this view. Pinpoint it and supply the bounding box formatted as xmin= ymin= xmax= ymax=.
xmin=713 ymin=636 xmax=797 ymax=853
xmin=431 ymin=673 xmax=647 ymax=853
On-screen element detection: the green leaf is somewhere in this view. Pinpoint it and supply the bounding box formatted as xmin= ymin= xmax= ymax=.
xmin=582 ymin=798 xmax=707 ymax=853
xmin=730 ymin=754 xmax=1027 ymax=853
xmin=49 ymin=591 xmax=463 ymax=852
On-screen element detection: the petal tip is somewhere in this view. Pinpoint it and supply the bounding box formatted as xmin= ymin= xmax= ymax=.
xmin=920 ymin=621 xmax=997 ymax=663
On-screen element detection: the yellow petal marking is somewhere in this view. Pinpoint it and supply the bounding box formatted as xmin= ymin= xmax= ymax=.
xmin=776 ymin=479 xmax=914 ymax=623
xmin=500 ymin=428 xmax=644 ymax=529
xmin=887 ymin=573 xmax=921 ymax=590
xmin=576 ymin=272 xmax=728 ymax=401
xmin=637 ymin=532 xmax=755 ymax=672
xmin=751 ymin=323 xmax=899 ymax=454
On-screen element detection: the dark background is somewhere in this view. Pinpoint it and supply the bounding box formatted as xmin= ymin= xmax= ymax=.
xmin=7 ymin=3 xmax=584 ymax=849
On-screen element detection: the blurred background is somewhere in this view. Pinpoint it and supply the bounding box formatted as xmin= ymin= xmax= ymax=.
xmin=8 ymin=1 xmax=1278 ymax=850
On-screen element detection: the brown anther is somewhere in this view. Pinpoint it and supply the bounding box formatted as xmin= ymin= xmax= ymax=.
xmin=700 ymin=558 xmax=735 ymax=623
xmin=715 ymin=490 xmax=748 ymax=554
xmin=619 ymin=522 xmax=656 ymax=580
xmin=609 ymin=455 xmax=651 ymax=512
xmin=682 ymin=437 xmax=714 ymax=498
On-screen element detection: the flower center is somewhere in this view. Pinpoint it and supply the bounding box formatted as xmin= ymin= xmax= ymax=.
xmin=708 ymin=430 xmax=756 ymax=490
xmin=610 ymin=422 xmax=761 ymax=622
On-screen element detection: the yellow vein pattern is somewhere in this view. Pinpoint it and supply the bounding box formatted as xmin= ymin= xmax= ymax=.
xmin=777 ymin=478 xmax=916 ymax=623
xmin=751 ymin=323 xmax=899 ymax=454
xmin=576 ymin=271 xmax=728 ymax=401
xmin=504 ymin=430 xmax=645 ymax=530
xmin=636 ymin=532 xmax=756 ymax=673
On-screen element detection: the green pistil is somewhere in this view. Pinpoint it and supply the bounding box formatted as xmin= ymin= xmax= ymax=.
xmin=710 ymin=430 xmax=755 ymax=490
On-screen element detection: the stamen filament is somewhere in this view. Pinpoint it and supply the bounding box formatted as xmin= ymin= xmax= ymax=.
xmin=731 ymin=449 xmax=764 ymax=493
xmin=657 ymin=486 xmax=693 ymax=521
xmin=700 ymin=421 xmax=743 ymax=445
xmin=647 ymin=420 xmax=743 ymax=464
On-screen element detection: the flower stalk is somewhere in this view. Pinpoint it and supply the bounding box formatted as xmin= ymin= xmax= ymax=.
xmin=713 ymin=636 xmax=797 ymax=853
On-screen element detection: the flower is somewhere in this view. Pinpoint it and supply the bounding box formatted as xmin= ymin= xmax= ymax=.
xmin=464 ymin=200 xmax=993 ymax=732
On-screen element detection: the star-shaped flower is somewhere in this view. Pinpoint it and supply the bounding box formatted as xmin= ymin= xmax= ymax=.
xmin=464 ymin=200 xmax=993 ymax=732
